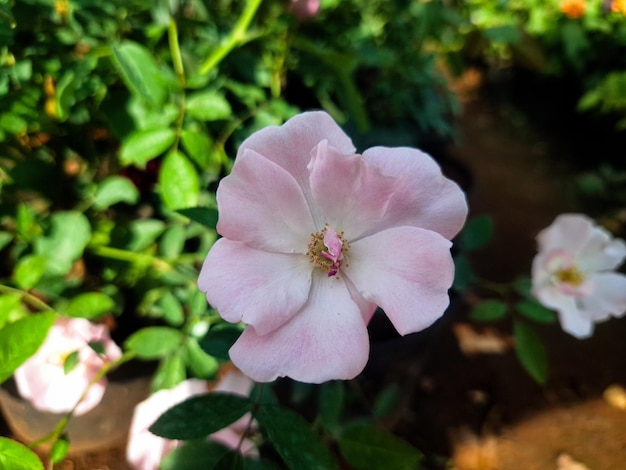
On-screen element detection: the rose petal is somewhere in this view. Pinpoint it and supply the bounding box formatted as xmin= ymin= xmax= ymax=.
xmin=536 ymin=214 xmax=595 ymax=253
xmin=557 ymin=306 xmax=594 ymax=339
xmin=345 ymin=226 xmax=454 ymax=335
xmin=577 ymin=231 xmax=626 ymax=272
xmin=216 ymin=149 xmax=315 ymax=253
xmin=582 ymin=272 xmax=626 ymax=319
xmin=308 ymin=140 xmax=397 ymax=238
xmin=214 ymin=369 xmax=255 ymax=397
xmin=127 ymin=379 xmax=207 ymax=469
xmin=199 ymin=239 xmax=312 ymax=335
xmin=229 ymin=273 xmax=370 ymax=383
xmin=237 ymin=111 xmax=356 ymax=198
xmin=362 ymin=146 xmax=468 ymax=239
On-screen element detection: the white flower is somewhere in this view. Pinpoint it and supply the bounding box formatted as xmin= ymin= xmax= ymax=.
xmin=126 ymin=370 xmax=257 ymax=470
xmin=14 ymin=317 xmax=121 ymax=415
xmin=532 ymin=214 xmax=626 ymax=338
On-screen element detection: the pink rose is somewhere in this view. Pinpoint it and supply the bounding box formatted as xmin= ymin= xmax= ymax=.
xmin=289 ymin=0 xmax=320 ymax=20
xmin=532 ymin=214 xmax=626 ymax=338
xmin=126 ymin=371 xmax=257 ymax=470
xmin=199 ymin=111 xmax=467 ymax=383
xmin=14 ymin=316 xmax=122 ymax=415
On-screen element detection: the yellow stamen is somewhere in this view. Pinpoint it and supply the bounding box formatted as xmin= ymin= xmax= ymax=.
xmin=556 ymin=265 xmax=585 ymax=286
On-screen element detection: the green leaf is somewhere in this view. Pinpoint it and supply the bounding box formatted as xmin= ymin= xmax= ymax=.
xmin=34 ymin=211 xmax=91 ymax=276
xmin=373 ymin=384 xmax=401 ymax=418
xmin=318 ymin=381 xmax=344 ymax=433
xmin=150 ymin=392 xmax=252 ymax=440
xmin=0 ymin=231 xmax=12 ymax=251
xmin=513 ymin=277 xmax=533 ymax=299
xmin=152 ymin=352 xmax=187 ymax=392
xmin=184 ymin=338 xmax=219 ymax=379
xmin=63 ymin=350 xmax=79 ymax=374
xmin=93 ymin=175 xmax=140 ymax=209
xmin=55 ymin=70 xmax=78 ymax=122
xmin=16 ymin=203 xmax=40 ymax=241
xmin=257 ymin=405 xmax=338 ymax=470
xmin=214 ymin=451 xmax=245 ymax=470
xmin=453 ymin=255 xmax=474 ymax=291
xmin=161 ymin=441 xmax=231 ymax=470
xmin=513 ymin=321 xmax=548 ymax=385
xmin=198 ymin=324 xmax=243 ymax=362
xmin=111 ymin=41 xmax=168 ymax=107
xmin=125 ymin=326 xmax=184 ymax=359
xmin=64 ymin=292 xmax=116 ymax=319
xmin=181 ymin=129 xmax=214 ymax=168
xmin=50 ymin=435 xmax=70 ymax=464
xmin=0 ymin=113 xmax=27 ymax=134
xmin=159 ymin=292 xmax=185 ymax=326
xmin=88 ymin=341 xmax=106 ymax=355
xmin=119 ymin=127 xmax=176 ymax=167
xmin=338 ymin=425 xmax=422 ymax=470
xmin=0 ymin=294 xmax=27 ymax=328
xmin=482 ymin=25 xmax=520 ymax=44
xmin=469 ymin=300 xmax=507 ymax=322
xmin=0 ymin=437 xmax=44 ymax=470
xmin=460 ymin=215 xmax=494 ymax=252
xmin=515 ymin=301 xmax=556 ymax=324
xmin=159 ymin=150 xmax=200 ymax=210
xmin=13 ymin=254 xmax=47 ymax=290
xmin=127 ymin=219 xmax=166 ymax=251
xmin=176 ymin=207 xmax=219 ymax=229
xmin=0 ymin=312 xmax=56 ymax=384
xmin=185 ymin=90 xmax=232 ymax=121
xmin=159 ymin=225 xmax=186 ymax=260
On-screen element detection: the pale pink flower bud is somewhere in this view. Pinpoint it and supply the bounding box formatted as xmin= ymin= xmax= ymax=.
xmin=289 ymin=0 xmax=320 ymax=21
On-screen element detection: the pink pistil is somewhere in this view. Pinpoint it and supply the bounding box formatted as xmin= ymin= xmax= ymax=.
xmin=321 ymin=228 xmax=343 ymax=276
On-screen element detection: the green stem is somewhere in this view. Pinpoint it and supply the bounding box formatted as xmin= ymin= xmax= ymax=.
xmin=168 ymin=18 xmax=185 ymax=88
xmin=88 ymin=245 xmax=172 ymax=272
xmin=168 ymin=16 xmax=186 ymax=153
xmin=474 ymin=278 xmax=513 ymax=296
xmin=198 ymin=0 xmax=263 ymax=75
xmin=0 ymin=284 xmax=54 ymax=312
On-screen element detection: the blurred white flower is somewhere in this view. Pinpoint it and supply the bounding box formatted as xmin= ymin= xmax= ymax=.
xmin=14 ymin=316 xmax=121 ymax=415
xmin=126 ymin=369 xmax=257 ymax=470
xmin=532 ymin=214 xmax=626 ymax=338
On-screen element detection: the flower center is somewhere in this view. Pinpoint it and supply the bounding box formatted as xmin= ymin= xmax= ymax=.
xmin=555 ymin=265 xmax=586 ymax=287
xmin=306 ymin=226 xmax=349 ymax=277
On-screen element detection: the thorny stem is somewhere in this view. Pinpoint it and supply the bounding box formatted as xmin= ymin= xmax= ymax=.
xmin=199 ymin=0 xmax=263 ymax=75
xmin=0 ymin=284 xmax=54 ymax=312
xmin=236 ymin=382 xmax=265 ymax=453
xmin=88 ymin=245 xmax=172 ymax=272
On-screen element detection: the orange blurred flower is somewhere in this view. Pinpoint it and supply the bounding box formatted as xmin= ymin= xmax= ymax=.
xmin=612 ymin=0 xmax=626 ymax=14
xmin=560 ymin=0 xmax=586 ymax=18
